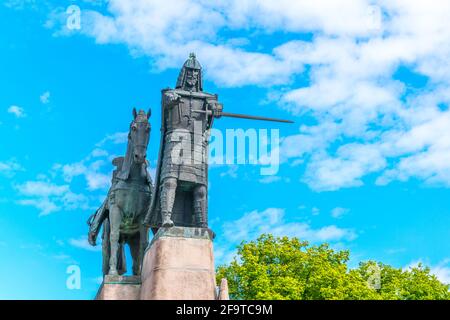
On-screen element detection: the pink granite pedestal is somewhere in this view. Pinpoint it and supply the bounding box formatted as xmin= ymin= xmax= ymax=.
xmin=140 ymin=227 xmax=217 ymax=300
xmin=95 ymin=275 xmax=141 ymax=300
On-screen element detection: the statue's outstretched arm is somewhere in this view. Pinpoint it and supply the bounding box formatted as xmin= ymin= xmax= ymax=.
xmin=164 ymin=92 xmax=181 ymax=107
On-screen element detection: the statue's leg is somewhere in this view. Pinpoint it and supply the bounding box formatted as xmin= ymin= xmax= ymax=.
xmin=160 ymin=177 xmax=177 ymax=227
xmin=108 ymin=204 xmax=121 ymax=275
xmin=193 ymin=184 xmax=207 ymax=228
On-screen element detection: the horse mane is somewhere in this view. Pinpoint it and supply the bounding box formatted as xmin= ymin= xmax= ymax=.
xmin=116 ymin=134 xmax=133 ymax=180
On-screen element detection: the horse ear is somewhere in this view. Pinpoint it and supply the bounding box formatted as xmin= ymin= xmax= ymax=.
xmin=147 ymin=108 xmax=152 ymax=119
xmin=132 ymin=108 xmax=137 ymax=119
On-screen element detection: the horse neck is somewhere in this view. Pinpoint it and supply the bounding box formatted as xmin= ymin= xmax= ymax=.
xmin=123 ymin=138 xmax=142 ymax=179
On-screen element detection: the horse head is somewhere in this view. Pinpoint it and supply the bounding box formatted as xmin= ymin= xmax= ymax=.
xmin=129 ymin=108 xmax=151 ymax=165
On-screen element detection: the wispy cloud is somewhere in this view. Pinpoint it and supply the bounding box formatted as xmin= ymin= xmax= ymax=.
xmin=40 ymin=91 xmax=50 ymax=104
xmin=95 ymin=131 xmax=128 ymax=147
xmin=46 ymin=0 xmax=450 ymax=192
xmin=404 ymin=259 xmax=450 ymax=285
xmin=69 ymin=236 xmax=101 ymax=252
xmin=12 ymin=129 xmax=135 ymax=216
xmin=311 ymin=207 xmax=320 ymax=216
xmin=91 ymin=148 xmax=108 ymax=158
xmin=220 ymin=165 xmax=238 ymax=178
xmin=17 ymin=198 xmax=60 ymax=216
xmin=331 ymin=207 xmax=350 ymax=219
xmin=216 ymin=207 xmax=356 ymax=265
xmin=223 ymin=208 xmax=356 ymax=244
xmin=4 ymin=0 xmax=37 ymax=10
xmin=53 ymin=159 xmax=111 ymax=191
xmin=385 ymin=248 xmax=406 ymax=255
xmin=15 ymin=180 xmax=92 ymax=216
xmin=0 ymin=159 xmax=24 ymax=177
xmin=7 ymin=105 xmax=26 ymax=118
xmin=52 ymin=253 xmax=78 ymax=264
xmin=259 ymin=176 xmax=280 ymax=184
xmin=430 ymin=261 xmax=450 ymax=285
xmin=16 ymin=181 xmax=69 ymax=197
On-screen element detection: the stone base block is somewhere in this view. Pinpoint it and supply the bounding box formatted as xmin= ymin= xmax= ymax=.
xmin=96 ymin=275 xmax=141 ymax=300
xmin=140 ymin=227 xmax=216 ymax=300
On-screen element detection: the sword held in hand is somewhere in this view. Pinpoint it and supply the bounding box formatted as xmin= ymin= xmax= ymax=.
xmin=192 ymin=109 xmax=294 ymax=124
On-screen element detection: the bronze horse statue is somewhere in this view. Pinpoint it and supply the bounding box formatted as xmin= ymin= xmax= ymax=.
xmin=87 ymin=108 xmax=152 ymax=276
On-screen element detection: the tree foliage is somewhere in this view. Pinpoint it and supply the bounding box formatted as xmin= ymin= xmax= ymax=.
xmin=216 ymin=234 xmax=450 ymax=300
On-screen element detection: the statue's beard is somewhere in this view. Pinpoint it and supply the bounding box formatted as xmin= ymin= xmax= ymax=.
xmin=187 ymin=79 xmax=196 ymax=87
xmin=186 ymin=76 xmax=198 ymax=88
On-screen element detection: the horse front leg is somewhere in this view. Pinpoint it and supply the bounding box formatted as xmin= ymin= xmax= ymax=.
xmin=138 ymin=225 xmax=148 ymax=274
xmin=108 ymin=204 xmax=122 ymax=275
xmin=129 ymin=225 xmax=148 ymax=276
xmin=129 ymin=232 xmax=140 ymax=276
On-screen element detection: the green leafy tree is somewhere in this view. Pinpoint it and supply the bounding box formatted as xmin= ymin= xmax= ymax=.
xmin=216 ymin=234 xmax=450 ymax=300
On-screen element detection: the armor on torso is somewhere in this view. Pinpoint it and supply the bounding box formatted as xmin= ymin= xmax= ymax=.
xmin=160 ymin=88 xmax=217 ymax=185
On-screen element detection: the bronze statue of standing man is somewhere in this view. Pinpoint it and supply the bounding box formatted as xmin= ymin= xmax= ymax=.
xmin=145 ymin=53 xmax=222 ymax=229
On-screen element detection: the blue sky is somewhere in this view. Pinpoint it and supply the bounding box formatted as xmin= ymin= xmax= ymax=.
xmin=1 ymin=0 xmax=450 ymax=299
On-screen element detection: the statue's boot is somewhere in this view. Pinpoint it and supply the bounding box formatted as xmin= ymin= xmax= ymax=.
xmin=162 ymin=211 xmax=174 ymax=227
xmin=109 ymin=269 xmax=118 ymax=276
xmin=193 ymin=185 xmax=207 ymax=228
xmin=161 ymin=178 xmax=177 ymax=228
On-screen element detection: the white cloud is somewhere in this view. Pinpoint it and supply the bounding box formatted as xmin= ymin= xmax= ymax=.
xmin=52 ymin=254 xmax=77 ymax=264
xmin=430 ymin=261 xmax=450 ymax=285
xmin=223 ymin=208 xmax=356 ymax=243
xmin=61 ymin=192 xmax=91 ymax=211
xmin=95 ymin=131 xmax=128 ymax=146
xmin=0 ymin=159 xmax=23 ymax=177
xmin=220 ymin=165 xmax=238 ymax=178
xmin=259 ymin=176 xmax=281 ymax=184
xmin=16 ymin=181 xmax=69 ymax=197
xmin=85 ymin=170 xmax=110 ymax=190
xmin=54 ymin=159 xmax=110 ymax=191
xmin=404 ymin=259 xmax=450 ymax=285
xmin=13 ymin=128 xmax=139 ymax=216
xmin=4 ymin=0 xmax=36 ymax=10
xmin=15 ymin=180 xmax=92 ymax=215
xmin=331 ymin=207 xmax=349 ymax=219
xmin=216 ymin=207 xmax=355 ymax=265
xmin=311 ymin=207 xmax=320 ymax=216
xmin=275 ymin=2 xmax=450 ymax=190
xmin=40 ymin=91 xmax=50 ymax=104
xmin=7 ymin=105 xmax=26 ymax=118
xmin=44 ymin=0 xmax=450 ymax=191
xmin=304 ymin=143 xmax=387 ymax=191
xmin=17 ymin=198 xmax=60 ymax=216
xmin=12 ymin=128 xmax=141 ymax=216
xmin=385 ymin=248 xmax=406 ymax=255
xmin=91 ymin=148 xmax=108 ymax=158
xmin=69 ymin=236 xmax=101 ymax=252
